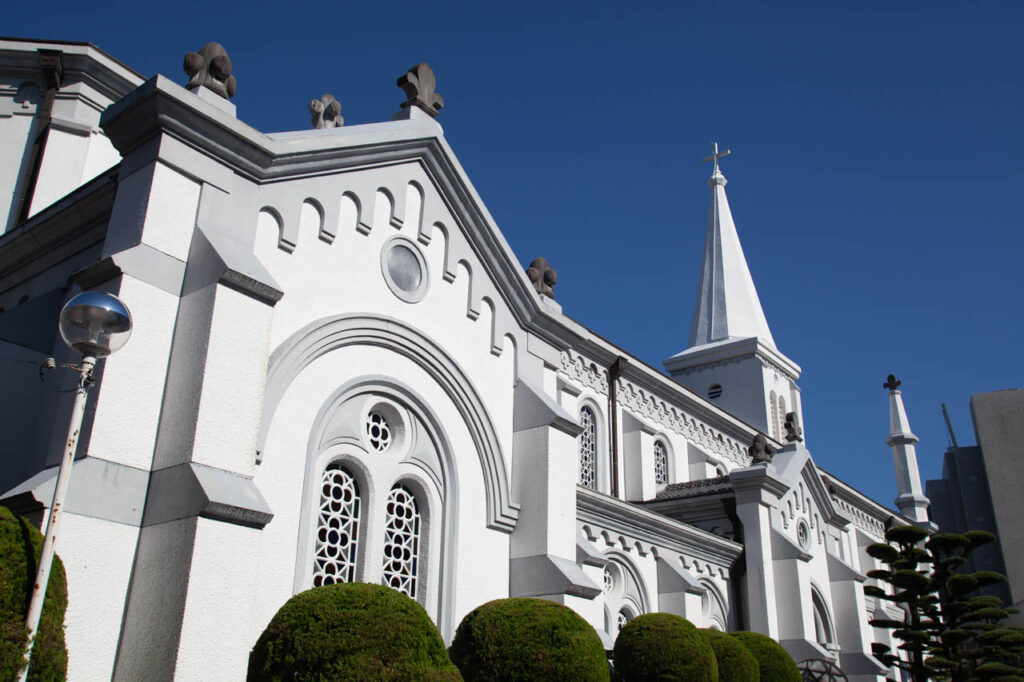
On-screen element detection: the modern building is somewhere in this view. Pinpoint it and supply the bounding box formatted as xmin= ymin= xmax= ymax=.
xmin=0 ymin=37 xmax=928 ymax=680
xmin=926 ymin=389 xmax=1024 ymax=628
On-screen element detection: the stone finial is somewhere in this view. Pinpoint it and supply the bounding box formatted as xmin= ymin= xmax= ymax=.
xmin=397 ymin=63 xmax=444 ymax=117
xmin=526 ymin=257 xmax=557 ymax=298
xmin=883 ymin=374 xmax=902 ymax=392
xmin=183 ymin=43 xmax=237 ymax=100
xmin=748 ymin=433 xmax=775 ymax=464
xmin=783 ymin=412 xmax=803 ymax=443
xmin=309 ymin=94 xmax=343 ymax=129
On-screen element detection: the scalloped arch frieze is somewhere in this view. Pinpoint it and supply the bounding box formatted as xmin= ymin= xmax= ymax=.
xmin=558 ymin=349 xmax=748 ymax=466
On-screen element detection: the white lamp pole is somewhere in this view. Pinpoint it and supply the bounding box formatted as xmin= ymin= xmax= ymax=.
xmin=19 ymin=291 xmax=132 ymax=682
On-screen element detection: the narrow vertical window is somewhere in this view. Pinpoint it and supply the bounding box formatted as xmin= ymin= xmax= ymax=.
xmin=579 ymin=406 xmax=597 ymax=489
xmin=653 ymin=440 xmax=668 ymax=485
xmin=382 ymin=484 xmax=421 ymax=598
xmin=314 ymin=464 xmax=360 ymax=586
xmin=778 ymin=396 xmax=787 ymax=438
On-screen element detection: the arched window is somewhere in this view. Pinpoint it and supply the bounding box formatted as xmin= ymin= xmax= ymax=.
xmin=314 ymin=464 xmax=360 ymax=587
xmin=653 ymin=440 xmax=668 ymax=485
xmin=769 ymin=391 xmax=778 ymax=439
xmin=811 ymin=589 xmax=835 ymax=647
xmin=778 ymin=396 xmax=787 ymax=437
xmin=616 ymin=609 xmax=631 ymax=632
xmin=579 ymin=406 xmax=597 ymax=489
xmin=382 ymin=484 xmax=422 ymax=598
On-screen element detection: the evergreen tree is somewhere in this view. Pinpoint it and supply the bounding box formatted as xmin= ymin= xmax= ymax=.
xmin=864 ymin=524 xmax=1024 ymax=682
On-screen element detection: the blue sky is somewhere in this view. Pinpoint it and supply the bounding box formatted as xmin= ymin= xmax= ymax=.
xmin=9 ymin=0 xmax=1023 ymax=510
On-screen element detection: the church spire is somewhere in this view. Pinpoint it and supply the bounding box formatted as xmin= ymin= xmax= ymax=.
xmin=688 ymin=143 xmax=775 ymax=350
xmin=884 ymin=375 xmax=933 ymax=526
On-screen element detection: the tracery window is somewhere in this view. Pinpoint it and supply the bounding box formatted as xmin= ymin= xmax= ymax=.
xmin=616 ymin=610 xmax=630 ymax=632
xmin=653 ymin=440 xmax=668 ymax=485
xmin=366 ymin=411 xmax=392 ymax=452
xmin=382 ymin=484 xmax=421 ymax=598
xmin=313 ymin=464 xmax=360 ymax=587
xmin=579 ymin=406 xmax=597 ymax=489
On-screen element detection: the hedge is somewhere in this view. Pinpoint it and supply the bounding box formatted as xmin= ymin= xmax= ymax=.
xmin=248 ymin=583 xmax=460 ymax=681
xmin=730 ymin=631 xmax=801 ymax=682
xmin=613 ymin=613 xmax=718 ymax=681
xmin=450 ymin=598 xmax=609 ymax=681
xmin=702 ymin=628 xmax=760 ymax=682
xmin=0 ymin=506 xmax=68 ymax=682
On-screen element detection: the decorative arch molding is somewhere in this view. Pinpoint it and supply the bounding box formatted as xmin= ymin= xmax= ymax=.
xmin=259 ymin=313 xmax=519 ymax=533
xmin=604 ymin=549 xmax=652 ymax=615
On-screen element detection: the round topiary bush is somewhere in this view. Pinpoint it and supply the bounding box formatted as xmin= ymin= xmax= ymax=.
xmin=450 ymin=598 xmax=609 ymax=681
xmin=702 ymin=628 xmax=759 ymax=682
xmin=613 ymin=613 xmax=718 ymax=682
xmin=247 ymin=582 xmax=461 ymax=681
xmin=0 ymin=506 xmax=68 ymax=682
xmin=730 ymin=631 xmax=801 ymax=682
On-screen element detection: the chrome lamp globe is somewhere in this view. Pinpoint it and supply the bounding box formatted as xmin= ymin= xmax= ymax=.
xmin=20 ymin=291 xmax=132 ymax=681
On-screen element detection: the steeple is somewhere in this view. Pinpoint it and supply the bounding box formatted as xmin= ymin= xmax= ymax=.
xmin=884 ymin=375 xmax=933 ymax=526
xmin=689 ymin=143 xmax=775 ymax=349
xmin=664 ymin=144 xmax=801 ymax=440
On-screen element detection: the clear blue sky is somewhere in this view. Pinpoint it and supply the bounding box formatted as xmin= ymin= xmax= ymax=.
xmin=9 ymin=0 xmax=1023 ymax=510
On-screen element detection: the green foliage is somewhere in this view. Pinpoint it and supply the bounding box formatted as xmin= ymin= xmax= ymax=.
xmin=247 ymin=583 xmax=460 ymax=681
xmin=866 ymin=523 xmax=1024 ymax=682
xmin=0 ymin=507 xmax=68 ymax=682
xmin=702 ymin=628 xmax=759 ymax=682
xmin=612 ymin=613 xmax=716 ymax=682
xmin=449 ymin=598 xmax=608 ymax=682
xmin=729 ymin=631 xmax=800 ymax=682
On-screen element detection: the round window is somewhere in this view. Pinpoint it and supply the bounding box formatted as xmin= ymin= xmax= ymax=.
xmin=381 ymin=237 xmax=428 ymax=303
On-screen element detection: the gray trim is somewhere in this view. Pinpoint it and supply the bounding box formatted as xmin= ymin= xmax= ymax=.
xmin=513 ymin=379 xmax=582 ymax=437
xmin=577 ymin=488 xmax=742 ymax=567
xmin=509 ymin=554 xmax=601 ymax=599
xmin=826 ymin=552 xmax=865 ymax=583
xmin=74 ymin=243 xmax=185 ymax=296
xmin=48 ymin=113 xmax=94 ymax=137
xmin=779 ymin=639 xmax=832 ymax=664
xmin=771 ymin=527 xmax=812 ymax=562
xmin=188 ymin=226 xmax=283 ymax=305
xmin=0 ymin=457 xmax=148 ymax=526
xmin=839 ymin=651 xmax=890 ymax=676
xmin=260 ymin=313 xmax=519 ymax=533
xmin=656 ymin=556 xmax=705 ymax=595
xmin=143 ymin=462 xmax=273 ymax=529
xmin=576 ymin=536 xmax=607 ymax=567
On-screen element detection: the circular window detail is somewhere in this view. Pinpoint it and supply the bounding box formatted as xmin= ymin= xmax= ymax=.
xmin=381 ymin=236 xmax=428 ymax=303
xmin=616 ymin=610 xmax=630 ymax=632
xmin=366 ymin=412 xmax=392 ymax=452
xmin=797 ymin=519 xmax=811 ymax=550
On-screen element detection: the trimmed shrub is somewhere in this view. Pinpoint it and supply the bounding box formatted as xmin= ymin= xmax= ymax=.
xmin=613 ymin=613 xmax=718 ymax=682
xmin=730 ymin=631 xmax=800 ymax=682
xmin=450 ymin=598 xmax=609 ymax=681
xmin=0 ymin=506 xmax=68 ymax=682
xmin=702 ymin=628 xmax=760 ymax=682
xmin=247 ymin=582 xmax=461 ymax=681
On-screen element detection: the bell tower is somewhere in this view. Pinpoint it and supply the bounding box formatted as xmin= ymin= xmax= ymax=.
xmin=664 ymin=144 xmax=802 ymax=441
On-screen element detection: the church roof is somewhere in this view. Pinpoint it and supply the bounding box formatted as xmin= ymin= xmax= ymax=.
xmin=686 ymin=148 xmax=775 ymax=350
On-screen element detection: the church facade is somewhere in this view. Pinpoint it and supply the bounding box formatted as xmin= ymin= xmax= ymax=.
xmin=0 ymin=38 xmax=921 ymax=680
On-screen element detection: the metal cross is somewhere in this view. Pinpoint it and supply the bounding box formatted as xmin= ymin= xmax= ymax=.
xmin=701 ymin=142 xmax=731 ymax=173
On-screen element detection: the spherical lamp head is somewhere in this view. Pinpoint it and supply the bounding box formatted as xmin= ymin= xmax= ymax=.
xmin=58 ymin=291 xmax=133 ymax=358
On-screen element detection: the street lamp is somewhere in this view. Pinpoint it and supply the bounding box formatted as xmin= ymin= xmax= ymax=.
xmin=20 ymin=291 xmax=132 ymax=681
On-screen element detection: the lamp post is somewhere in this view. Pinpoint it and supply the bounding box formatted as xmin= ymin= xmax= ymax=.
xmin=20 ymin=291 xmax=132 ymax=681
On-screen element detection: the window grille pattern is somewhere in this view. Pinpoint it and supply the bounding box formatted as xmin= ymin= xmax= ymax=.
xmin=314 ymin=464 xmax=360 ymax=587
xmin=579 ymin=406 xmax=597 ymax=489
xmin=366 ymin=411 xmax=391 ymax=452
xmin=382 ymin=485 xmax=421 ymax=598
xmin=617 ymin=610 xmax=629 ymax=632
xmin=603 ymin=566 xmax=614 ymax=594
xmin=654 ymin=440 xmax=668 ymax=485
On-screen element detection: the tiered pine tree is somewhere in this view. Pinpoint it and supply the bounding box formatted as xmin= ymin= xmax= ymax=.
xmin=864 ymin=523 xmax=1024 ymax=682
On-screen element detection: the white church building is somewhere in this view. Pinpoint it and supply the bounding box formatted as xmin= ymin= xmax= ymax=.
xmin=0 ymin=38 xmax=930 ymax=680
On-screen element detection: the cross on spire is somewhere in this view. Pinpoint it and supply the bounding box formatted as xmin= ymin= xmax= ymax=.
xmin=702 ymin=142 xmax=731 ymax=174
